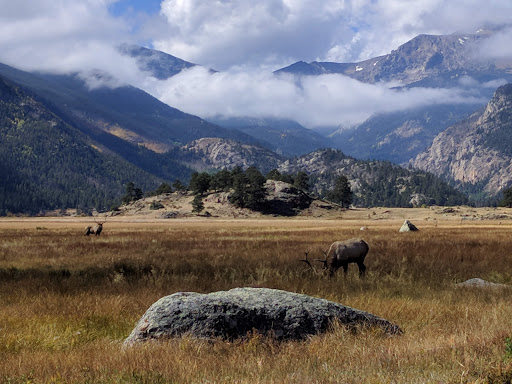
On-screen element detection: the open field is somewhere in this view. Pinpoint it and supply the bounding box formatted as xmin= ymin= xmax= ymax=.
xmin=2 ymin=208 xmax=512 ymax=383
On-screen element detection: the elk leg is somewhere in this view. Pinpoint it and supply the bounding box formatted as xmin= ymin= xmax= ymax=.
xmin=357 ymin=262 xmax=366 ymax=277
xmin=342 ymin=262 xmax=348 ymax=274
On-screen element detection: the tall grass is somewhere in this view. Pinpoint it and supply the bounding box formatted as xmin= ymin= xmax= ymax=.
xmin=1 ymin=219 xmax=512 ymax=383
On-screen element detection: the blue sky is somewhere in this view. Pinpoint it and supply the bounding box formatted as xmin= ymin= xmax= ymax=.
xmin=110 ymin=0 xmax=162 ymax=17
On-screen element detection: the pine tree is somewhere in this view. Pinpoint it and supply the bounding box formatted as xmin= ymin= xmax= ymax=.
xmin=326 ymin=175 xmax=353 ymax=208
xmin=191 ymin=194 xmax=204 ymax=213
xmin=211 ymin=169 xmax=233 ymax=191
xmin=293 ymin=171 xmax=310 ymax=191
xmin=229 ymin=171 xmax=249 ymax=208
xmin=266 ymin=169 xmax=282 ymax=181
xmin=154 ymin=183 xmax=173 ymax=195
xmin=122 ymin=182 xmax=143 ymax=204
xmin=189 ymin=172 xmax=211 ymax=195
xmin=500 ymin=186 xmax=512 ymax=208
xmin=172 ymin=179 xmax=186 ymax=192
xmin=245 ymin=167 xmax=267 ymax=210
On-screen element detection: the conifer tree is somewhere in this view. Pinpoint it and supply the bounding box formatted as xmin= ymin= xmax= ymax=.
xmin=326 ymin=175 xmax=353 ymax=208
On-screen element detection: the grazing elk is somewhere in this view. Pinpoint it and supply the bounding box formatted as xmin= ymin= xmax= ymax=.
xmin=316 ymin=238 xmax=369 ymax=277
xmin=84 ymin=217 xmax=106 ymax=236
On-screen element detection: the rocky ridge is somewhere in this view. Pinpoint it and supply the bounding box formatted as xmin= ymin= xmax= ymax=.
xmin=180 ymin=138 xmax=283 ymax=173
xmin=411 ymin=84 xmax=512 ymax=195
xmin=117 ymin=179 xmax=337 ymax=219
xmin=277 ymin=149 xmax=468 ymax=207
xmin=330 ymin=103 xmax=481 ymax=164
xmin=277 ymin=30 xmax=512 ymax=86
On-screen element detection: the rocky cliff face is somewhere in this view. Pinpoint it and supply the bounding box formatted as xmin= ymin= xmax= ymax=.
xmin=411 ymin=84 xmax=512 ymax=195
xmin=180 ymin=137 xmax=283 ymax=173
xmin=331 ymin=103 xmax=480 ymax=163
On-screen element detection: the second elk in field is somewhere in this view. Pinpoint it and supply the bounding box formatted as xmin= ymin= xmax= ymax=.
xmin=84 ymin=218 xmax=106 ymax=236
xmin=317 ymin=238 xmax=369 ymax=277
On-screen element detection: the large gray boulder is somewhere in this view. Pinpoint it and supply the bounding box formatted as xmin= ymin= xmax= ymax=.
xmin=124 ymin=287 xmax=402 ymax=346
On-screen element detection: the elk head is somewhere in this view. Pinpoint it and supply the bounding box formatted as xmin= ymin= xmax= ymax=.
xmin=299 ymin=250 xmax=330 ymax=275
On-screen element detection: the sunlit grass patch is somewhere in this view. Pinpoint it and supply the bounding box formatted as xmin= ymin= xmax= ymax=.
xmin=1 ymin=218 xmax=512 ymax=382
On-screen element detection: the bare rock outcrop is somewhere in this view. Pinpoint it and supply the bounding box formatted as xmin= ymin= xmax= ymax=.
xmin=124 ymin=288 xmax=402 ymax=346
xmin=410 ymin=84 xmax=512 ymax=195
xmin=263 ymin=180 xmax=313 ymax=216
xmin=181 ymin=138 xmax=282 ymax=172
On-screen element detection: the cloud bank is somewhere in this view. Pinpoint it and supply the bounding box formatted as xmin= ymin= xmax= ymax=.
xmin=141 ymin=67 xmax=485 ymax=128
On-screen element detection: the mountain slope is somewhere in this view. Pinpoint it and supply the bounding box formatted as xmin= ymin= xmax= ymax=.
xmin=177 ymin=138 xmax=283 ymax=173
xmin=119 ymin=44 xmax=200 ymax=79
xmin=277 ymin=30 xmax=512 ymax=164
xmin=411 ymin=83 xmax=512 ymax=198
xmin=0 ymin=63 xmax=255 ymax=153
xmin=207 ymin=116 xmax=331 ymax=156
xmin=0 ymin=74 xmax=177 ymax=214
xmin=278 ymin=149 xmax=468 ymax=207
xmin=331 ymin=103 xmax=480 ymax=163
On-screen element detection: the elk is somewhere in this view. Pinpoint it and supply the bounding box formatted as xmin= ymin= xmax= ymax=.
xmin=316 ymin=238 xmax=369 ymax=277
xmin=84 ymin=217 xmax=107 ymax=236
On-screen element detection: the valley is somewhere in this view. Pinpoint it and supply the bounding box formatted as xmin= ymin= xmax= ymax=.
xmin=2 ymin=28 xmax=512 ymax=213
xmin=3 ymin=3 xmax=512 ymax=383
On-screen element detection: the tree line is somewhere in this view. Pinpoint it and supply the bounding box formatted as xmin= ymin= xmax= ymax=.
xmin=121 ymin=166 xmax=354 ymax=214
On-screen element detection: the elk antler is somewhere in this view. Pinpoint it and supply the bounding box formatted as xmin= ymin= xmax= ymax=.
xmin=299 ymin=251 xmax=314 ymax=270
xmin=314 ymin=249 xmax=329 ymax=269
xmin=94 ymin=214 xmax=109 ymax=225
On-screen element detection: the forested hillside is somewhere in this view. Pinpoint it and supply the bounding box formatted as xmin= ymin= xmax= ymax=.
xmin=0 ymin=76 xmax=175 ymax=214
xmin=280 ymin=149 xmax=468 ymax=207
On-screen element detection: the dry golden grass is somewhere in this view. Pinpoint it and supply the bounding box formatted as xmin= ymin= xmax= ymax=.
xmin=1 ymin=213 xmax=512 ymax=383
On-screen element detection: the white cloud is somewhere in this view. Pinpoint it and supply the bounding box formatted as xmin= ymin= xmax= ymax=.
xmin=2 ymin=0 xmax=511 ymax=74
xmin=475 ymin=27 xmax=512 ymax=62
xmin=150 ymin=0 xmax=512 ymax=69
xmin=141 ymin=66 xmax=484 ymax=128
xmin=0 ymin=0 xmax=135 ymax=76
xmin=154 ymin=0 xmax=353 ymax=70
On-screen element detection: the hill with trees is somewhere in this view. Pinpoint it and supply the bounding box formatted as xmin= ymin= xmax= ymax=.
xmin=279 ymin=149 xmax=468 ymax=207
xmin=0 ymin=74 xmax=190 ymax=214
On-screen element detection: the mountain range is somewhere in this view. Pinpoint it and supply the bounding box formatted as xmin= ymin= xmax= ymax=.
xmin=277 ymin=28 xmax=512 ymax=169
xmin=2 ymin=28 xmax=512 ymax=214
xmin=276 ymin=28 xmax=512 ymax=88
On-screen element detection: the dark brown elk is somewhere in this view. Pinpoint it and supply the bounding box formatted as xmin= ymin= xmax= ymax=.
xmin=84 ymin=218 xmax=106 ymax=236
xmin=317 ymin=238 xmax=369 ymax=277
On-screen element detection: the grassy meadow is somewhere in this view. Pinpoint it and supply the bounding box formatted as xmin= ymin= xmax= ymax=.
xmin=1 ymin=214 xmax=512 ymax=383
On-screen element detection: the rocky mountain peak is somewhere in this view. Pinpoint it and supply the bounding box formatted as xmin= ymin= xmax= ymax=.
xmin=276 ymin=31 xmax=511 ymax=87
xmin=479 ymin=83 xmax=512 ymax=124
